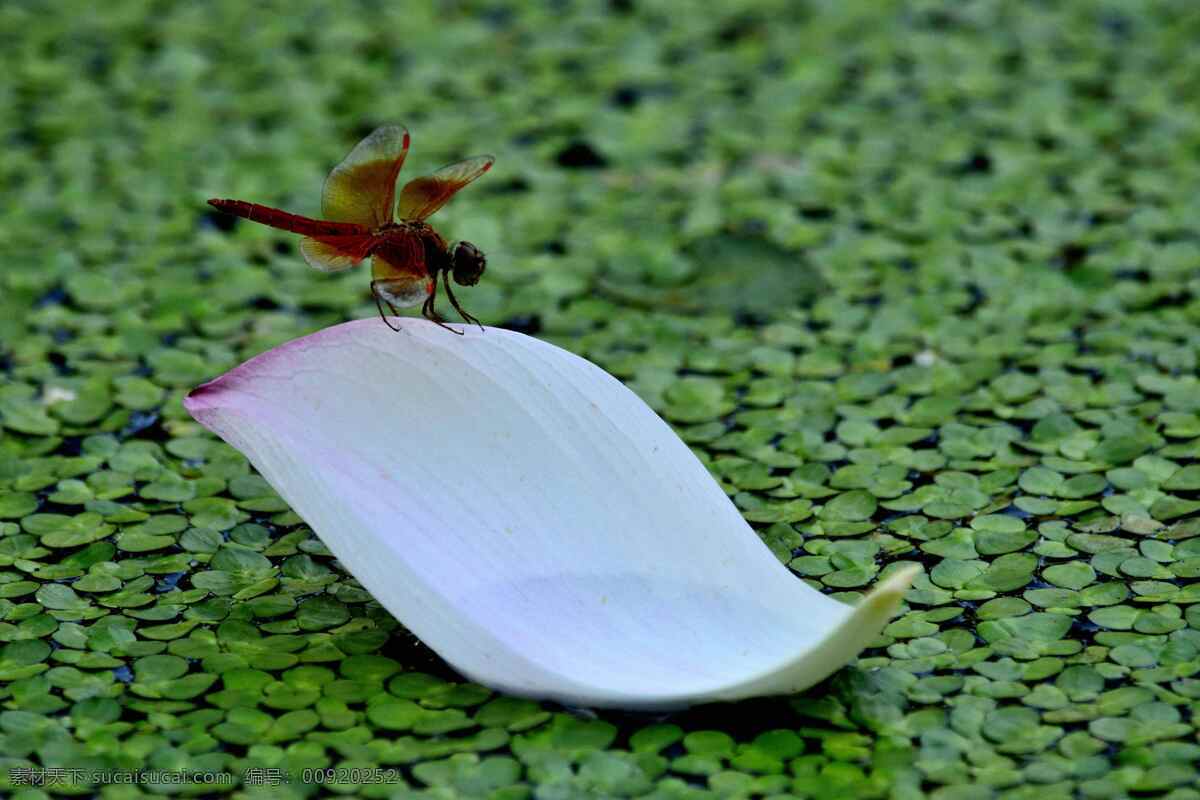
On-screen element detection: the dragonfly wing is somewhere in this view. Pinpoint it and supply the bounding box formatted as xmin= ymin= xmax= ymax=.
xmin=299 ymin=234 xmax=374 ymax=273
xmin=396 ymin=155 xmax=494 ymax=221
xmin=322 ymin=125 xmax=410 ymax=228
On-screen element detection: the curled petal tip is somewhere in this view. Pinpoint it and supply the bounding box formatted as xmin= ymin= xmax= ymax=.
xmin=183 ymin=379 xmax=223 ymax=414
xmin=874 ymin=563 xmax=922 ymax=602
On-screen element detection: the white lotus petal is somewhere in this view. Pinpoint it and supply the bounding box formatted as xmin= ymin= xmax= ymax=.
xmin=184 ymin=318 xmax=919 ymax=710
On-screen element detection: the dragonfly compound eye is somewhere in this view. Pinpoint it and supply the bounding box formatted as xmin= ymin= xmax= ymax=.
xmin=451 ymin=241 xmax=486 ymax=286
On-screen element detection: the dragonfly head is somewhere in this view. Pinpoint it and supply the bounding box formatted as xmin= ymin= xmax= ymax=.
xmin=449 ymin=241 xmax=486 ymax=286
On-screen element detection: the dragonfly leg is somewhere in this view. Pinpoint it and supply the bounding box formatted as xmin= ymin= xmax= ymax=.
xmin=443 ymin=277 xmax=484 ymax=332
xmin=370 ymin=281 xmax=403 ymax=332
xmin=421 ymin=272 xmax=463 ymax=335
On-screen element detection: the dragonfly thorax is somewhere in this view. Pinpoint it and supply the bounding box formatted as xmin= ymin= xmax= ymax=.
xmin=373 ymin=219 xmax=433 ymax=236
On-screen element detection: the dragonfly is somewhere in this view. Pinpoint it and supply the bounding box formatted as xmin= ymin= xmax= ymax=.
xmin=208 ymin=125 xmax=493 ymax=333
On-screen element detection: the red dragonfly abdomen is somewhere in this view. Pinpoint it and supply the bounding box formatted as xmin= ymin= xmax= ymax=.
xmin=207 ymin=199 xmax=368 ymax=237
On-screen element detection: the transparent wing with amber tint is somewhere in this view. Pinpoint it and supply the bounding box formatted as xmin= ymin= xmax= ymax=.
xmin=321 ymin=126 xmax=410 ymax=228
xmin=299 ymin=234 xmax=375 ymax=273
xmin=395 ymin=155 xmax=494 ymax=221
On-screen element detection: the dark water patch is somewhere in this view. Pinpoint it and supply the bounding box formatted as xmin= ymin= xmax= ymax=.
xmin=56 ymin=436 xmax=85 ymax=457
xmin=199 ymin=209 xmax=237 ymax=233
xmin=487 ymin=176 xmax=531 ymax=195
xmin=379 ymin=630 xmax=460 ymax=682
xmin=733 ymin=309 xmax=769 ymax=328
xmin=35 ymin=286 xmax=68 ymax=308
xmin=47 ymin=350 xmax=73 ymax=375
xmin=156 ymin=572 xmax=186 ymax=593
xmin=715 ymin=13 xmax=762 ymax=45
xmin=499 ymin=315 xmax=542 ymax=335
xmin=612 ymin=85 xmax=640 ymax=109
xmin=121 ymin=410 xmax=161 ymax=439
xmin=556 ymin=141 xmax=608 ymax=169
xmin=1057 ymin=243 xmax=1089 ymax=270
xmin=957 ymin=150 xmax=992 ymax=175
xmin=798 ymin=206 xmax=834 ymax=221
